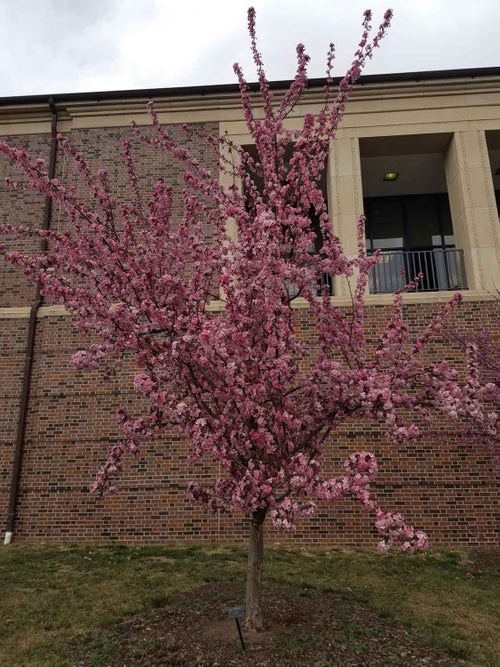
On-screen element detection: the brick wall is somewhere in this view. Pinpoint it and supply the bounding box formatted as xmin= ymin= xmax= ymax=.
xmin=0 ymin=122 xmax=498 ymax=547
xmin=0 ymin=301 xmax=496 ymax=548
xmin=0 ymin=134 xmax=51 ymax=306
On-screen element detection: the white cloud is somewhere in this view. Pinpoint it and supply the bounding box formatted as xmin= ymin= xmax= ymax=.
xmin=0 ymin=0 xmax=498 ymax=97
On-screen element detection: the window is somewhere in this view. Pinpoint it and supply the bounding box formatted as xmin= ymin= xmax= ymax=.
xmin=360 ymin=133 xmax=467 ymax=294
xmin=242 ymin=144 xmax=332 ymax=296
xmin=364 ymin=193 xmax=466 ymax=292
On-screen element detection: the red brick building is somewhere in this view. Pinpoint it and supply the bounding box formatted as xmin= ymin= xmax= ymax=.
xmin=0 ymin=69 xmax=499 ymax=546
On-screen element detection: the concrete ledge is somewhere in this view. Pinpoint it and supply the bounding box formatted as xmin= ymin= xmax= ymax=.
xmin=0 ymin=305 xmax=68 ymax=319
xmin=0 ymin=290 xmax=497 ymax=319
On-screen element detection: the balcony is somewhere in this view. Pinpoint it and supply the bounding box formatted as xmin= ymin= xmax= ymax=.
xmin=369 ymin=248 xmax=467 ymax=294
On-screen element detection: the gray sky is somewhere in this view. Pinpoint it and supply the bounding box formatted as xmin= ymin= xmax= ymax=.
xmin=0 ymin=0 xmax=498 ymax=98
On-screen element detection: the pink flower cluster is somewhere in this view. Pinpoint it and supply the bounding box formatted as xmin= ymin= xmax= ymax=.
xmin=0 ymin=7 xmax=496 ymax=553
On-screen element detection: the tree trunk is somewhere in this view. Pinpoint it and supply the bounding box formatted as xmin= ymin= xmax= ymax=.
xmin=245 ymin=508 xmax=267 ymax=631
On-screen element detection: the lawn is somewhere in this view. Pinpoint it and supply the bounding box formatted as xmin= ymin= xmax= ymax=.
xmin=0 ymin=544 xmax=498 ymax=666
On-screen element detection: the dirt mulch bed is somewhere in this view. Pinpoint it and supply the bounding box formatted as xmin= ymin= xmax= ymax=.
xmin=74 ymin=582 xmax=461 ymax=666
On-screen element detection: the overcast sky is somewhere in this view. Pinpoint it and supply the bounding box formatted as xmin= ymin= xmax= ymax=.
xmin=0 ymin=0 xmax=498 ymax=98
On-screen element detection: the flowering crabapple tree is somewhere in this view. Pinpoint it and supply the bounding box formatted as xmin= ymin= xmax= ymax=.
xmin=0 ymin=8 xmax=498 ymax=630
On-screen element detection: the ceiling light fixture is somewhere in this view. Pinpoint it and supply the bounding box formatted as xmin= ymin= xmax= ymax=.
xmin=383 ymin=172 xmax=398 ymax=181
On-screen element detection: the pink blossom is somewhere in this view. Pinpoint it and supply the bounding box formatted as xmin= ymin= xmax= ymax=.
xmin=0 ymin=6 xmax=495 ymax=556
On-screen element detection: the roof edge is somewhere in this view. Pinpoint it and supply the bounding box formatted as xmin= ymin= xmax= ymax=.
xmin=1 ymin=67 xmax=499 ymax=107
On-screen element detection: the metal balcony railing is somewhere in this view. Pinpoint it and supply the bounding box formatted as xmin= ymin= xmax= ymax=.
xmin=369 ymin=248 xmax=467 ymax=294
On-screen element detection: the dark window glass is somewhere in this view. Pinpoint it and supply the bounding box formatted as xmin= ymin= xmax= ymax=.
xmin=364 ymin=193 xmax=465 ymax=292
xmin=243 ymin=144 xmax=332 ymax=296
xmin=364 ymin=193 xmax=454 ymax=251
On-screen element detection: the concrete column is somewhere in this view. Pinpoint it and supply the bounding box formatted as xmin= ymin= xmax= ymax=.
xmin=327 ymin=136 xmax=364 ymax=297
xmin=445 ymin=131 xmax=500 ymax=292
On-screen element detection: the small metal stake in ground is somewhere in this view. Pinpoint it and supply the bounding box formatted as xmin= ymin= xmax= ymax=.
xmin=227 ymin=606 xmax=246 ymax=650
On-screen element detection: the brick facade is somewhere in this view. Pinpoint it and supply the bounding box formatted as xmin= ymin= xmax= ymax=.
xmin=0 ymin=304 xmax=497 ymax=547
xmin=0 ymin=74 xmax=499 ymax=547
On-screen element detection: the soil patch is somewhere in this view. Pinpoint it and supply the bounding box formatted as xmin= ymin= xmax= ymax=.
xmin=73 ymin=582 xmax=462 ymax=666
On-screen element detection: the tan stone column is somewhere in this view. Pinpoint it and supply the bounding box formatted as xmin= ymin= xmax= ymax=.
xmin=445 ymin=131 xmax=500 ymax=292
xmin=327 ymin=136 xmax=364 ymax=297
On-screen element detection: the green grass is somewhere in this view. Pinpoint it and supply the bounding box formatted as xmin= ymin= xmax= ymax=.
xmin=264 ymin=547 xmax=500 ymax=663
xmin=0 ymin=544 xmax=498 ymax=666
